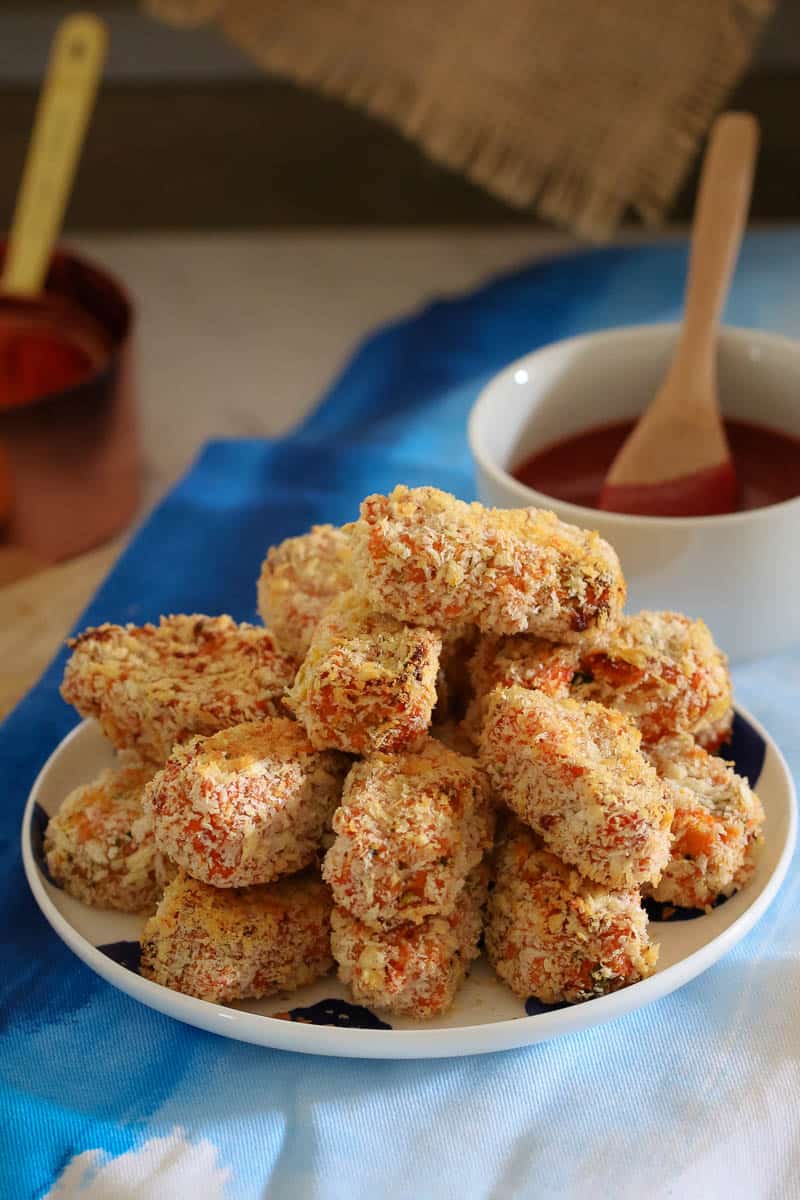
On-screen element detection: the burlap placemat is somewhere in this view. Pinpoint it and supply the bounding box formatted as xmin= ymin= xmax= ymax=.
xmin=144 ymin=0 xmax=774 ymax=239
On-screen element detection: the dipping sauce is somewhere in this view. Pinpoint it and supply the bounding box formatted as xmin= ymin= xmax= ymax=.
xmin=0 ymin=295 xmax=111 ymax=410
xmin=513 ymin=419 xmax=800 ymax=513
xmin=0 ymin=241 xmax=138 ymax=561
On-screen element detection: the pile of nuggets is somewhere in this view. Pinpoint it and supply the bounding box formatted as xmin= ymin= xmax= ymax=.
xmin=46 ymin=485 xmax=764 ymax=1019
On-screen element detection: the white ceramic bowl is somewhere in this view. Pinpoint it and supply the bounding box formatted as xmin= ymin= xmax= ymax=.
xmin=469 ymin=323 xmax=800 ymax=662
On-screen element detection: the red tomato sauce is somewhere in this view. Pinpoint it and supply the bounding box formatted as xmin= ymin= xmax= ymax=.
xmin=513 ymin=419 xmax=800 ymax=513
xmin=0 ymin=296 xmax=110 ymax=410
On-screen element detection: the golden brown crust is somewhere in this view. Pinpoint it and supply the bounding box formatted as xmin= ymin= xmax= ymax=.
xmin=323 ymin=738 xmax=495 ymax=930
xmin=349 ymin=485 xmax=625 ymax=638
xmin=257 ymin=524 xmax=352 ymax=659
xmin=44 ymin=760 xmax=168 ymax=912
xmin=479 ymin=687 xmax=673 ymax=889
xmin=465 ymin=634 xmax=581 ymax=740
xmin=140 ymin=869 xmax=333 ymax=1002
xmin=145 ymin=718 xmax=347 ymax=888
xmin=694 ymin=708 xmax=734 ymax=753
xmin=61 ymin=615 xmax=298 ymax=764
xmin=466 ymin=612 xmax=731 ymax=748
xmin=331 ymin=866 xmax=488 ymax=1019
xmin=576 ymin=611 xmax=732 ymax=744
xmin=486 ymin=822 xmax=658 ymax=1003
xmin=286 ymin=591 xmax=441 ymax=755
xmin=645 ymin=734 xmax=765 ymax=910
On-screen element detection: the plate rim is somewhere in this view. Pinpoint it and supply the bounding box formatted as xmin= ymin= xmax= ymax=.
xmin=21 ymin=708 xmax=797 ymax=1060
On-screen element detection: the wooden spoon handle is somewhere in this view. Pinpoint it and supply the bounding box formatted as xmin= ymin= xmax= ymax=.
xmin=2 ymin=14 xmax=108 ymax=296
xmin=674 ymin=112 xmax=759 ymax=388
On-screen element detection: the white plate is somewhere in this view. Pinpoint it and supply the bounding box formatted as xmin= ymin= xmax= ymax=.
xmin=22 ymin=710 xmax=796 ymax=1060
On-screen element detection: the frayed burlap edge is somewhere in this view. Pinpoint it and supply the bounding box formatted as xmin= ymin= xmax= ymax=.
xmin=144 ymin=0 xmax=774 ymax=240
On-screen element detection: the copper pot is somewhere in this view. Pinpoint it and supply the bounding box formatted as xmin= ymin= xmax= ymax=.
xmin=0 ymin=241 xmax=138 ymax=562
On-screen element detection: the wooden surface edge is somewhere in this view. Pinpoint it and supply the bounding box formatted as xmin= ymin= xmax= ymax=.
xmin=0 ymin=539 xmax=121 ymax=718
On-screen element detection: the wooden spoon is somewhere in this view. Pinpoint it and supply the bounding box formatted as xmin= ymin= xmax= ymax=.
xmin=0 ymin=13 xmax=107 ymax=553
xmin=598 ymin=112 xmax=759 ymax=517
xmin=2 ymin=12 xmax=108 ymax=297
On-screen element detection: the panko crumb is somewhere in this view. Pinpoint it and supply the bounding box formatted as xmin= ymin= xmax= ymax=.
xmin=140 ymin=869 xmax=333 ymax=1003
xmin=323 ymin=738 xmax=495 ymax=930
xmin=466 ymin=611 xmax=731 ymax=748
xmin=645 ymin=734 xmax=765 ymax=910
xmin=286 ymin=590 xmax=441 ymax=755
xmin=61 ymin=614 xmax=298 ymax=764
xmin=575 ymin=610 xmax=732 ymax=745
xmin=486 ymin=822 xmax=658 ymax=1004
xmin=479 ymin=687 xmax=673 ymax=889
xmin=44 ymin=760 xmax=170 ymax=912
xmin=331 ymin=866 xmax=488 ymax=1019
xmin=464 ymin=634 xmax=581 ymax=740
xmin=695 ymin=709 xmax=734 ymax=754
xmin=348 ymin=485 xmax=625 ymax=638
xmin=257 ymin=524 xmax=352 ymax=659
xmin=145 ymin=718 xmax=347 ymax=887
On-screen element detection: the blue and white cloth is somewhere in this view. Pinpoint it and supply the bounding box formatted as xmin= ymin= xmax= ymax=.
xmin=2 ymin=234 xmax=800 ymax=1200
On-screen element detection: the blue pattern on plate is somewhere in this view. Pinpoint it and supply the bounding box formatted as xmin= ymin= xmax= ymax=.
xmin=272 ymin=999 xmax=392 ymax=1030
xmin=716 ymin=709 xmax=767 ymax=788
xmin=525 ymin=996 xmax=571 ymax=1016
xmin=29 ymin=802 xmax=61 ymax=888
xmin=98 ymin=941 xmax=142 ymax=973
xmin=643 ymin=894 xmax=730 ymax=923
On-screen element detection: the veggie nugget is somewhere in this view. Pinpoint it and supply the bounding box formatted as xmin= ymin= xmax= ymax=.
xmin=286 ymin=591 xmax=441 ymax=755
xmin=140 ymin=869 xmax=333 ymax=1003
xmin=61 ymin=614 xmax=297 ymax=764
xmin=465 ymin=634 xmax=581 ymax=739
xmin=480 ymin=687 xmax=673 ymax=889
xmin=145 ymin=718 xmax=347 ymax=887
xmin=323 ymin=738 xmax=495 ymax=930
xmin=331 ymin=867 xmax=488 ymax=1019
xmin=487 ymin=822 xmax=658 ymax=1004
xmin=257 ymin=523 xmax=352 ymax=660
xmin=44 ymin=759 xmax=167 ymax=912
xmin=349 ymin=485 xmax=625 ymax=638
xmin=466 ymin=611 xmax=731 ymax=748
xmin=576 ymin=611 xmax=732 ymax=745
xmin=646 ymin=734 xmax=765 ymax=910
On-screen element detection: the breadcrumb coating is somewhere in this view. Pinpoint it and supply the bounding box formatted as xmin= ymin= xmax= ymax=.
xmin=479 ymin=687 xmax=673 ymax=889
xmin=695 ymin=708 xmax=734 ymax=753
xmin=331 ymin=866 xmax=488 ymax=1018
xmin=62 ymin=615 xmax=298 ymax=764
xmin=575 ymin=611 xmax=732 ymax=744
xmin=140 ymin=869 xmax=333 ymax=1003
xmin=486 ymin=822 xmax=658 ymax=1004
xmin=145 ymin=718 xmax=347 ymax=887
xmin=466 ymin=612 xmax=731 ymax=748
xmin=465 ymin=634 xmax=581 ymax=740
xmin=44 ymin=760 xmax=169 ymax=912
xmin=645 ymin=735 xmax=765 ymax=910
xmin=257 ymin=524 xmax=352 ymax=659
xmin=348 ymin=485 xmax=625 ymax=638
xmin=286 ymin=591 xmax=441 ymax=755
xmin=323 ymin=738 xmax=495 ymax=930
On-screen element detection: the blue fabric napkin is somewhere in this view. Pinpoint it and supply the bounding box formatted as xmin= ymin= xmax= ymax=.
xmin=3 ymin=233 xmax=800 ymax=1200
